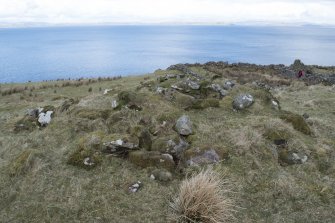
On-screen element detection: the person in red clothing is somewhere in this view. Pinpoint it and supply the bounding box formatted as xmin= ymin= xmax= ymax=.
xmin=297 ymin=70 xmax=305 ymax=78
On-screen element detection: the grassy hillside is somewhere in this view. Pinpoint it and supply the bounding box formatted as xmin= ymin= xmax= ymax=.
xmin=0 ymin=62 xmax=334 ymax=222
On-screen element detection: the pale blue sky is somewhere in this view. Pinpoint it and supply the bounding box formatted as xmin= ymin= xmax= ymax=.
xmin=1 ymin=0 xmax=335 ymax=27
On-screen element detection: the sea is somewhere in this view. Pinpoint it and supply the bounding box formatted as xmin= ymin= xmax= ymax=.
xmin=0 ymin=25 xmax=334 ymax=83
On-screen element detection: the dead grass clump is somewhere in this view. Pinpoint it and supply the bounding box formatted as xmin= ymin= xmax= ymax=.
xmin=67 ymin=133 xmax=104 ymax=169
xmin=9 ymin=149 xmax=38 ymax=176
xmin=279 ymin=111 xmax=312 ymax=135
xmin=169 ymin=169 xmax=235 ymax=223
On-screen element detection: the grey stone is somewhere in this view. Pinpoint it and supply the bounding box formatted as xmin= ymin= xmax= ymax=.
xmin=111 ymin=99 xmax=119 ymax=109
xmin=128 ymin=181 xmax=142 ymax=193
xmin=187 ymin=80 xmax=200 ymax=90
xmin=210 ymin=84 xmax=228 ymax=97
xmin=223 ymin=81 xmax=235 ymax=90
xmin=103 ymin=139 xmax=139 ymax=156
xmin=167 ymin=138 xmax=189 ymax=159
xmin=156 ymin=87 xmax=166 ymax=94
xmin=151 ymin=169 xmax=173 ymax=182
xmin=186 ymin=149 xmax=221 ymax=166
xmin=271 ymin=100 xmax=280 ymax=110
xmin=232 ymin=94 xmax=254 ymax=110
xmin=26 ymin=108 xmax=39 ymax=118
xmin=175 ymin=115 xmax=193 ymax=136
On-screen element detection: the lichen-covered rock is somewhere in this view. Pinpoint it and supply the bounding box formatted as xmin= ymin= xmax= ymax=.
xmin=166 ymin=138 xmax=190 ymax=160
xmin=210 ymin=84 xmax=228 ymax=97
xmin=150 ymin=169 xmax=173 ymax=182
xmin=232 ymin=94 xmax=254 ymax=110
xmin=278 ymin=148 xmax=308 ymax=165
xmin=103 ymin=139 xmax=139 ymax=156
xmin=223 ymin=80 xmax=235 ymax=90
xmin=175 ymin=115 xmax=193 ymax=136
xmin=38 ymin=111 xmax=54 ymax=127
xmin=26 ymin=108 xmax=39 ymax=118
xmin=185 ymin=148 xmax=227 ymax=166
xmin=128 ymin=151 xmax=175 ymax=171
xmin=187 ymin=80 xmax=200 ymax=90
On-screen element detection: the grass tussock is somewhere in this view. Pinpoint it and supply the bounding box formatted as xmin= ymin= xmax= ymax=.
xmin=169 ymin=169 xmax=235 ymax=223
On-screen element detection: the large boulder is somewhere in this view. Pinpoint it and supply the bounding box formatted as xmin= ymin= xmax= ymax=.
xmin=232 ymin=94 xmax=254 ymax=110
xmin=175 ymin=115 xmax=193 ymax=136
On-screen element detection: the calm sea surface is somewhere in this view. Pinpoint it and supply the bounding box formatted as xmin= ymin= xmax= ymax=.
xmin=0 ymin=25 xmax=334 ymax=83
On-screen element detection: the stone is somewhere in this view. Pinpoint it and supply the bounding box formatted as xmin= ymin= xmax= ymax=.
xmin=175 ymin=115 xmax=193 ymax=136
xmin=167 ymin=138 xmax=189 ymax=159
xmin=156 ymin=86 xmax=166 ymax=94
xmin=38 ymin=111 xmax=54 ymax=127
xmin=271 ymin=100 xmax=280 ymax=110
xmin=103 ymin=89 xmax=113 ymax=95
xmin=111 ymin=99 xmax=119 ymax=109
xmin=187 ymin=80 xmax=200 ymax=90
xmin=83 ymin=157 xmax=95 ymax=166
xmin=103 ymin=139 xmax=139 ymax=156
xmin=151 ymin=135 xmax=179 ymax=153
xmin=26 ymin=108 xmax=39 ymax=118
xmin=151 ymin=169 xmax=173 ymax=182
xmin=128 ymin=181 xmax=142 ymax=193
xmin=128 ymin=151 xmax=175 ymax=171
xmin=223 ymin=80 xmax=235 ymax=90
xmin=186 ymin=149 xmax=221 ymax=166
xmin=279 ymin=149 xmax=308 ymax=165
xmin=210 ymin=84 xmax=228 ymax=97
xmin=232 ymin=94 xmax=254 ymax=110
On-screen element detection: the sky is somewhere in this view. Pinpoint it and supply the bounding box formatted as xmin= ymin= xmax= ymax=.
xmin=1 ymin=0 xmax=335 ymax=27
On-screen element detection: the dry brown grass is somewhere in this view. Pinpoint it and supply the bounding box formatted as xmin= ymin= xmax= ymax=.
xmin=169 ymin=169 xmax=235 ymax=223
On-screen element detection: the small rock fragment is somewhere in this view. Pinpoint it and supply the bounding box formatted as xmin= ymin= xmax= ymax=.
xmin=129 ymin=181 xmax=142 ymax=193
xmin=104 ymin=89 xmax=113 ymax=95
xmin=111 ymin=99 xmax=119 ymax=109
xmin=83 ymin=157 xmax=95 ymax=166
